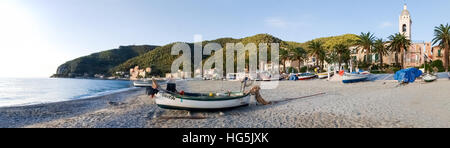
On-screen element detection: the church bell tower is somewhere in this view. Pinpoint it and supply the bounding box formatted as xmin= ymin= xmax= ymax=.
xmin=399 ymin=4 xmax=412 ymax=39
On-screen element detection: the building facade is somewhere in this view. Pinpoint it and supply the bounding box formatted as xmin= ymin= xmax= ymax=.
xmin=350 ymin=4 xmax=433 ymax=68
xmin=129 ymin=66 xmax=150 ymax=80
xmin=428 ymin=46 xmax=447 ymax=62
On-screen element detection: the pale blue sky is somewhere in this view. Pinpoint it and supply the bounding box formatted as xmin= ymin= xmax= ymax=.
xmin=0 ymin=0 xmax=449 ymax=77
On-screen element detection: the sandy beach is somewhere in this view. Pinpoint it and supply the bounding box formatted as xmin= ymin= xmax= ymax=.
xmin=1 ymin=79 xmax=449 ymax=128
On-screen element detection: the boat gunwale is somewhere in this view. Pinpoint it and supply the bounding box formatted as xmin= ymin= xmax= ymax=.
xmin=158 ymin=89 xmax=251 ymax=101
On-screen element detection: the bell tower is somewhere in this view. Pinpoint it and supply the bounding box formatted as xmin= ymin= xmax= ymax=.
xmin=399 ymin=4 xmax=412 ymax=39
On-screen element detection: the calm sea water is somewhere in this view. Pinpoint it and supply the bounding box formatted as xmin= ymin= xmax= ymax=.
xmin=0 ymin=78 xmax=133 ymax=108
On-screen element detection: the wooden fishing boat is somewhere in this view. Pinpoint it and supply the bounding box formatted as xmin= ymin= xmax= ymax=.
xmin=317 ymin=72 xmax=334 ymax=79
xmin=423 ymin=74 xmax=437 ymax=82
xmin=342 ymin=73 xmax=368 ymax=83
xmin=257 ymin=71 xmax=272 ymax=81
xmin=226 ymin=73 xmax=246 ymax=81
xmin=298 ymin=73 xmax=317 ymax=80
xmin=155 ymin=90 xmax=251 ymax=111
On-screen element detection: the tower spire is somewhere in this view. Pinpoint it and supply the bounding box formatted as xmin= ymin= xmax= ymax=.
xmin=403 ymin=0 xmax=407 ymax=10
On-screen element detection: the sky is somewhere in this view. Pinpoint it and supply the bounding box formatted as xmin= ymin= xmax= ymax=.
xmin=0 ymin=0 xmax=449 ymax=78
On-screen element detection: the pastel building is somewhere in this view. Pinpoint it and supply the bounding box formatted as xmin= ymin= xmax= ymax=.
xmin=129 ymin=66 xmax=149 ymax=80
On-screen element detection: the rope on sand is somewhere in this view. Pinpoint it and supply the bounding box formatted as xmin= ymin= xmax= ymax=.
xmin=247 ymin=86 xmax=326 ymax=105
xmin=273 ymin=92 xmax=326 ymax=104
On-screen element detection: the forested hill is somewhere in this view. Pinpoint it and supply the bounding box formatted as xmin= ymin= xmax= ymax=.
xmin=52 ymin=45 xmax=158 ymax=78
xmin=110 ymin=34 xmax=287 ymax=76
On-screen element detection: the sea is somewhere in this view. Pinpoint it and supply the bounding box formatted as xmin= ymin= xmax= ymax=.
xmin=0 ymin=78 xmax=133 ymax=108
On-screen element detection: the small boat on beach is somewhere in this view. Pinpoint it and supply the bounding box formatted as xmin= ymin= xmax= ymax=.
xmin=342 ymin=73 xmax=369 ymax=83
xmin=317 ymin=72 xmax=334 ymax=79
xmin=147 ymin=78 xmax=268 ymax=111
xmin=423 ymin=74 xmax=437 ymax=82
xmin=298 ymin=73 xmax=317 ymax=80
xmin=155 ymin=90 xmax=251 ymax=111
xmin=257 ymin=71 xmax=273 ymax=81
xmin=133 ymin=80 xmax=153 ymax=87
xmin=226 ymin=73 xmax=246 ymax=81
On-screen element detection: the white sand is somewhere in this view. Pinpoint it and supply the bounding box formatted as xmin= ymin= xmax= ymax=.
xmin=1 ymin=79 xmax=449 ymax=128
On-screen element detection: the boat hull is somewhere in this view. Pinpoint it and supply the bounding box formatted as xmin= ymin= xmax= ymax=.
xmin=342 ymin=74 xmax=368 ymax=83
xmin=424 ymin=79 xmax=436 ymax=82
xmin=423 ymin=74 xmax=437 ymax=82
xmin=298 ymin=76 xmax=316 ymax=80
xmin=298 ymin=73 xmax=317 ymax=80
xmin=133 ymin=81 xmax=152 ymax=87
xmin=318 ymin=73 xmax=334 ymax=79
xmin=155 ymin=92 xmax=251 ymax=111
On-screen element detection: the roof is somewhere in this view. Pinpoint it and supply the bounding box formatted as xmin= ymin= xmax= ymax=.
xmin=401 ymin=4 xmax=410 ymax=16
xmin=401 ymin=9 xmax=410 ymax=16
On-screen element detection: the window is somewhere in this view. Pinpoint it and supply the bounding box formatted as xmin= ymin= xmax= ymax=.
xmin=416 ymin=55 xmax=419 ymax=63
xmin=438 ymin=50 xmax=441 ymax=57
xmin=402 ymin=24 xmax=407 ymax=33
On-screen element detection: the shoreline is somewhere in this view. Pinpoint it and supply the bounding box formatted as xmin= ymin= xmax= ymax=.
xmin=0 ymin=86 xmax=140 ymax=109
xmin=0 ymin=87 xmax=144 ymax=128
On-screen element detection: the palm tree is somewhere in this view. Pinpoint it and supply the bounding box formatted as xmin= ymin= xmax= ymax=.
xmin=356 ymin=32 xmax=375 ymax=63
xmin=432 ymin=24 xmax=450 ymax=72
xmin=319 ymin=50 xmax=327 ymax=70
xmin=290 ymin=47 xmax=307 ymax=72
xmin=373 ymin=38 xmax=389 ymax=69
xmin=388 ymin=33 xmax=411 ymax=69
xmin=387 ymin=35 xmax=400 ymax=66
xmin=279 ymin=48 xmax=290 ymax=73
xmin=334 ymin=44 xmax=349 ymax=70
xmin=308 ymin=40 xmax=325 ymax=69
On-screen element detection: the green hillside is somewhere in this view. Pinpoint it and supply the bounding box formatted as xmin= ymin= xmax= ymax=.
xmin=54 ymin=33 xmax=358 ymax=78
xmin=111 ymin=34 xmax=289 ymax=76
xmin=53 ymin=45 xmax=158 ymax=78
xmin=303 ymin=34 xmax=359 ymax=51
